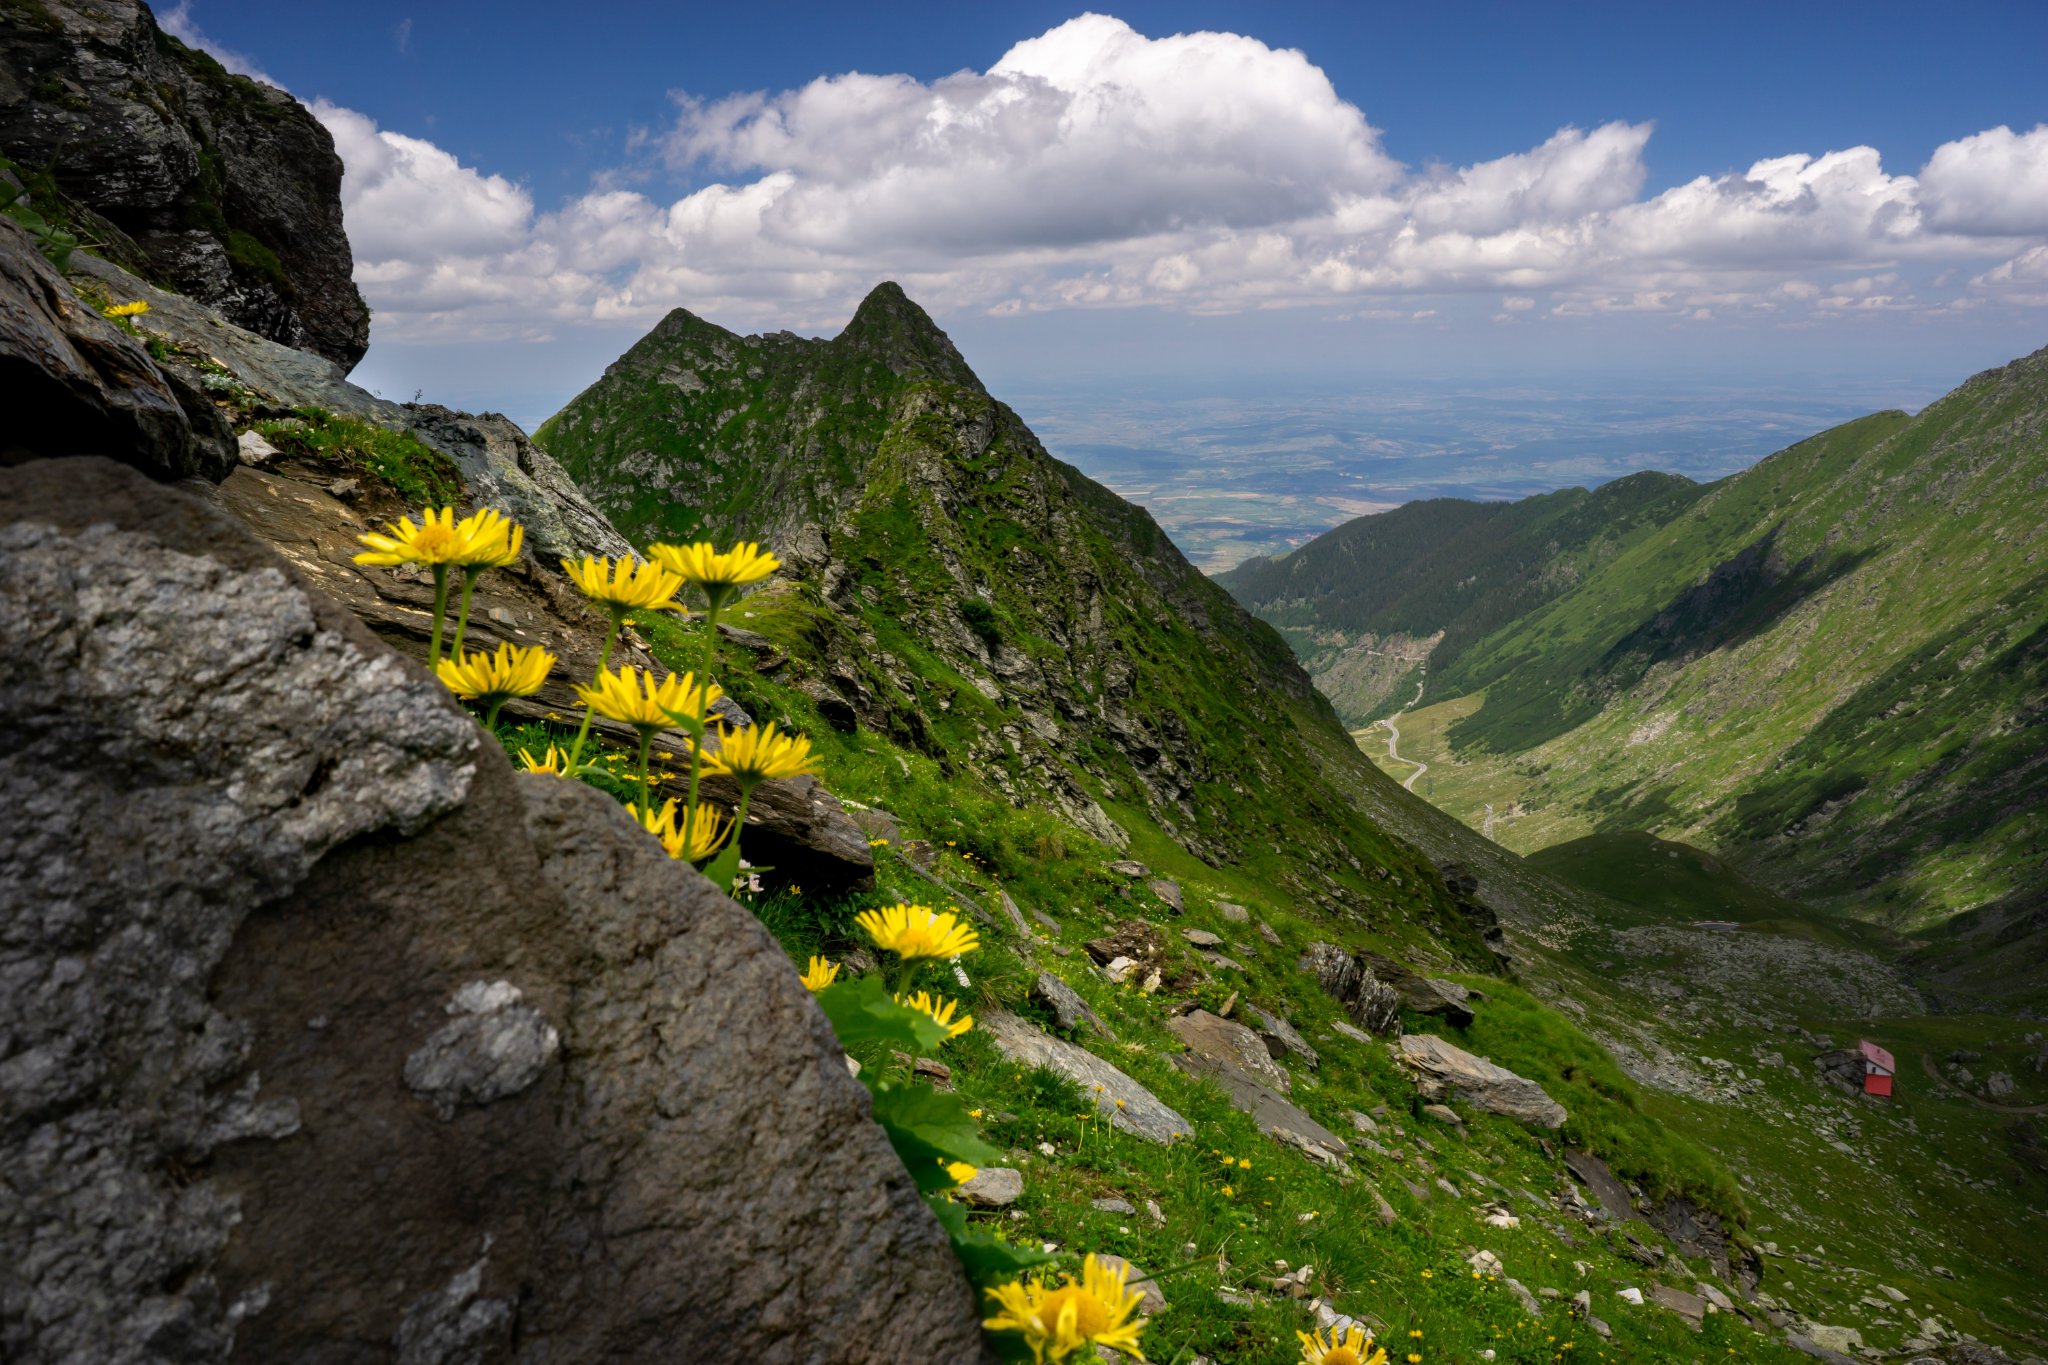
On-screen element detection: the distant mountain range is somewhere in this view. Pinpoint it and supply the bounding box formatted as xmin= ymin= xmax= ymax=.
xmin=1223 ymin=347 xmax=2048 ymax=933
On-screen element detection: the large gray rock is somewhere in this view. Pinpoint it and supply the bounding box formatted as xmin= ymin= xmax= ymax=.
xmin=1363 ymin=951 xmax=1476 ymax=1028
xmin=1170 ymin=1009 xmax=1292 ymax=1094
xmin=0 ymin=217 xmax=232 ymax=479
xmin=1249 ymin=1005 xmax=1320 ymax=1068
xmin=1396 ymin=1033 xmax=1568 ymax=1128
xmin=1169 ymin=1048 xmax=1352 ymax=1167
xmin=982 ymin=1010 xmax=1190 ymax=1144
xmin=0 ymin=0 xmax=369 ymax=366
xmin=1299 ymin=941 xmax=1401 ymax=1035
xmin=403 ymin=404 xmax=635 ymax=566
xmin=0 ymin=458 xmax=982 ymax=1363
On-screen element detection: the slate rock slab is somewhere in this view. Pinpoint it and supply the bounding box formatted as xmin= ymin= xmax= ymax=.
xmin=0 ymin=458 xmax=983 ymax=1365
xmin=1397 ymin=1033 xmax=1568 ymax=1127
xmin=1170 ymin=1009 xmax=1292 ymax=1094
xmin=1565 ymin=1148 xmax=1636 ymax=1222
xmin=982 ymin=1011 xmax=1190 ymax=1144
xmin=1032 ymin=970 xmax=1111 ymax=1037
xmin=1170 ymin=1051 xmax=1351 ymax=1165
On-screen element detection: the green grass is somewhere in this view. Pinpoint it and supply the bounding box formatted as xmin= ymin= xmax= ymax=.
xmin=255 ymin=406 xmax=462 ymax=507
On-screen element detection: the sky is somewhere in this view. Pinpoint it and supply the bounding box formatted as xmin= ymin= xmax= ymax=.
xmin=163 ymin=1 xmax=2048 ymax=437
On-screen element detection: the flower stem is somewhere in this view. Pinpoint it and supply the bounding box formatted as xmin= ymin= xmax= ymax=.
xmin=635 ymin=729 xmax=655 ymax=811
xmin=450 ymin=567 xmax=482 ymax=659
xmin=683 ymin=597 xmax=723 ymax=825
xmin=485 ymin=697 xmax=506 ymax=730
xmin=564 ymin=613 xmax=620 ymax=772
xmin=427 ymin=564 xmax=450 ymax=664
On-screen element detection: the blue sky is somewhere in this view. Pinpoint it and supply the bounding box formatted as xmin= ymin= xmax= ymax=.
xmin=167 ymin=2 xmax=2048 ymax=430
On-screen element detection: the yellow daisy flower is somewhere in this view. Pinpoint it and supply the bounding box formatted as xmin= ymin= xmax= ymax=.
xmin=647 ymin=539 xmax=780 ymax=592
xmin=575 ymin=666 xmax=721 ymax=733
xmin=700 ymin=721 xmax=819 ymax=788
xmin=355 ymin=506 xmax=472 ymax=566
xmin=1298 ymin=1325 xmax=1387 ymax=1365
xmin=452 ymin=507 xmax=523 ymax=568
xmin=898 ymin=990 xmax=973 ymax=1039
xmin=518 ymin=742 xmax=568 ymax=775
xmin=800 ymin=956 xmax=841 ymax=992
xmin=853 ymin=903 xmax=979 ymax=960
xmin=435 ymin=642 xmax=554 ymax=707
xmin=982 ymin=1254 xmax=1147 ymax=1363
xmin=560 ymin=554 xmax=686 ymax=614
xmin=945 ymin=1160 xmax=978 ymax=1185
xmin=628 ymin=798 xmax=732 ymax=862
xmin=102 ymin=299 xmax=150 ymax=318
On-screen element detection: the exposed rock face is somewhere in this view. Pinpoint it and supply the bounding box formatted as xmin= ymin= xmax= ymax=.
xmin=1170 ymin=1009 xmax=1293 ymax=1094
xmin=1396 ymin=1033 xmax=1568 ymax=1128
xmin=1299 ymin=941 xmax=1402 ymax=1035
xmin=982 ymin=1010 xmax=1190 ymax=1144
xmin=0 ymin=457 xmax=981 ymax=1363
xmin=1363 ymin=951 xmax=1476 ymax=1028
xmin=403 ymin=403 xmax=635 ymax=566
xmin=1169 ymin=1048 xmax=1352 ymax=1168
xmin=0 ymin=0 xmax=370 ymax=367
xmin=0 ymin=216 xmax=231 ymax=478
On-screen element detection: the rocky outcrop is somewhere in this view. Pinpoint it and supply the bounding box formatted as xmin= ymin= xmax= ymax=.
xmin=1363 ymin=951 xmax=1476 ymax=1028
xmin=404 ymin=404 xmax=635 ymax=565
xmin=0 ymin=0 xmax=370 ymax=367
xmin=982 ymin=1010 xmax=1190 ymax=1144
xmin=1170 ymin=1009 xmax=1293 ymax=1094
xmin=1299 ymin=941 xmax=1402 ymax=1035
xmin=0 ymin=215 xmax=231 ymax=478
xmin=1396 ymin=1033 xmax=1568 ymax=1128
xmin=0 ymin=457 xmax=980 ymax=1363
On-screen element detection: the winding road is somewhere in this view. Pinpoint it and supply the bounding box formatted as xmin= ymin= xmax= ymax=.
xmin=1377 ymin=673 xmax=1430 ymax=792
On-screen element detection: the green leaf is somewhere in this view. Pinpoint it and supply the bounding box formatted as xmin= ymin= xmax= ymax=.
xmin=927 ymin=1195 xmax=1057 ymax=1287
xmin=814 ymin=974 xmax=951 ymax=1053
xmin=698 ymin=836 xmax=745 ymax=900
xmin=868 ymin=1078 xmax=999 ymax=1193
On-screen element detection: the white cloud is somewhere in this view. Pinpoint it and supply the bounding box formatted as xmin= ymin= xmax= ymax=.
xmin=1920 ymin=125 xmax=2048 ymax=236
xmin=310 ymin=12 xmax=2048 ymax=340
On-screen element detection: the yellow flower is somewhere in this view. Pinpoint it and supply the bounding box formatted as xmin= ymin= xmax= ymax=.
xmin=1221 ymin=1184 xmax=1234 ymax=1197
xmin=700 ymin=721 xmax=820 ymax=787
xmin=519 ymin=742 xmax=568 ymax=775
xmin=102 ymin=299 xmax=150 ymax=318
xmin=647 ymin=539 xmax=780 ymax=591
xmin=629 ymin=798 xmax=732 ymax=861
xmin=1238 ymin=1158 xmax=1251 ymax=1170
xmin=435 ymin=642 xmax=554 ymax=704
xmin=355 ymin=506 xmax=471 ymax=566
xmin=945 ymin=1160 xmax=978 ymax=1185
xmin=853 ymin=903 xmax=980 ymax=960
xmin=560 ymin=554 xmax=686 ymax=614
xmin=982 ymin=1254 xmax=1147 ymax=1363
xmin=800 ymin=956 xmax=840 ymax=992
xmin=898 ymin=990 xmax=974 ymax=1039
xmin=1298 ymin=1325 xmax=1387 ymax=1365
xmin=452 ymin=507 xmax=523 ymax=568
xmin=575 ymin=666 xmax=721 ymax=732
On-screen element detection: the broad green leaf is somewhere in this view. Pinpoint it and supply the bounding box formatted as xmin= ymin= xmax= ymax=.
xmin=869 ymin=1077 xmax=999 ymax=1193
xmin=927 ymin=1195 xmax=1057 ymax=1286
xmin=815 ymin=974 xmax=952 ymax=1053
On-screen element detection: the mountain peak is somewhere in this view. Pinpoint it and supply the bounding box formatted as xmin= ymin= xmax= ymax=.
xmin=836 ymin=282 xmax=982 ymax=390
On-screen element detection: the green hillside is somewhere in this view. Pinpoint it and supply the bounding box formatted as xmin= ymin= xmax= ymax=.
xmin=539 ymin=282 xmax=1498 ymax=956
xmin=1240 ymin=346 xmax=2048 ymax=929
xmin=1217 ymin=472 xmax=1703 ymax=724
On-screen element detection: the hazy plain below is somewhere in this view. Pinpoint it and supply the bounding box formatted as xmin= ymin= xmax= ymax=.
xmin=1010 ymin=376 xmax=1946 ymax=571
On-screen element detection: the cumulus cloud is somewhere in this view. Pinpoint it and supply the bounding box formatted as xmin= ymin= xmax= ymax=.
xmin=311 ymin=12 xmax=2048 ymax=340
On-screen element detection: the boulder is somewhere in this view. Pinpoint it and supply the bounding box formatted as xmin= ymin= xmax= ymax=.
xmin=958 ymin=1167 xmax=1025 ymax=1208
xmin=1564 ymin=1148 xmax=1635 ymax=1222
xmin=0 ymin=217 xmax=233 ymax=480
xmin=1248 ymin=1005 xmax=1320 ymax=1068
xmin=1363 ymin=952 xmax=1476 ymax=1027
xmin=1218 ymin=902 xmax=1251 ymax=923
xmin=0 ymin=0 xmax=370 ymax=366
xmin=0 ymin=458 xmax=983 ymax=1363
xmin=1396 ymin=1034 xmax=1568 ymax=1127
xmin=1648 ymin=1285 xmax=1707 ymax=1328
xmin=982 ymin=1011 xmax=1190 ymax=1144
xmin=404 ymin=404 xmax=636 ymax=566
xmin=1170 ymin=1010 xmax=1293 ymax=1094
xmin=1299 ymin=942 xmax=1401 ymax=1035
xmin=1146 ymin=878 xmax=1184 ymax=913
xmin=1183 ymin=928 xmax=1223 ymax=948
xmin=1032 ymin=970 xmax=1111 ymax=1037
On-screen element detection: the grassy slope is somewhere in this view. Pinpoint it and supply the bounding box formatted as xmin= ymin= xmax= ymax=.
xmin=1217 ymin=473 xmax=1704 ymax=725
xmin=1377 ymin=348 xmax=2048 ymax=927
